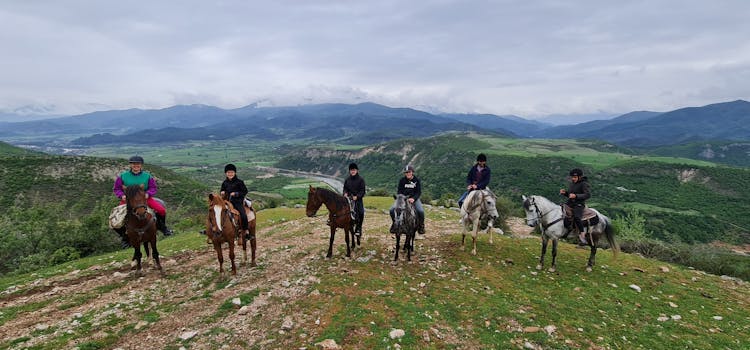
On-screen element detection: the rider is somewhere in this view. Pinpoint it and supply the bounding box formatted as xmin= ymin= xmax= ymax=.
xmin=343 ymin=162 xmax=366 ymax=237
xmin=457 ymin=153 xmax=491 ymax=208
xmin=389 ymin=164 xmax=425 ymax=235
xmin=560 ymin=168 xmax=591 ymax=244
xmin=112 ymin=156 xmax=173 ymax=248
xmin=220 ymin=164 xmax=250 ymax=239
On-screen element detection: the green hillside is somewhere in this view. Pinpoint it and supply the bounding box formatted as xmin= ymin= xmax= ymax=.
xmin=0 ymin=141 xmax=38 ymax=156
xmin=275 ymin=134 xmax=750 ymax=246
xmin=0 ymin=204 xmax=747 ymax=349
xmin=0 ymin=154 xmax=208 ymax=275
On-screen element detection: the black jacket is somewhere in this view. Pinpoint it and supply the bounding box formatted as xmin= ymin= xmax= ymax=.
xmin=397 ymin=176 xmax=421 ymax=201
xmin=561 ymin=176 xmax=590 ymax=206
xmin=221 ymin=177 xmax=248 ymax=202
xmin=343 ymin=174 xmax=366 ymax=198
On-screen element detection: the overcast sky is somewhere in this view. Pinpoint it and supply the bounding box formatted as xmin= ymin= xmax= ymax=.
xmin=1 ymin=1 xmax=749 ymax=119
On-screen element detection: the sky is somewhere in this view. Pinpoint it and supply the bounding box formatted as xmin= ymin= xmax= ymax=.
xmin=1 ymin=1 xmax=749 ymax=120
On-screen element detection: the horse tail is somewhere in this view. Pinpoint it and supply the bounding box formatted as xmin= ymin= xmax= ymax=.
xmin=604 ymin=217 xmax=619 ymax=258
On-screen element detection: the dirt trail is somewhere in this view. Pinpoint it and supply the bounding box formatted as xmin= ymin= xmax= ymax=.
xmin=2 ymin=208 xmax=521 ymax=349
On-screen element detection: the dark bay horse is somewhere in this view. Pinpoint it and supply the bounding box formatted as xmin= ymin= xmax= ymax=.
xmin=392 ymin=194 xmax=417 ymax=261
xmin=206 ymin=193 xmax=239 ymax=275
xmin=522 ymin=195 xmax=619 ymax=272
xmin=306 ymin=186 xmax=357 ymax=258
xmin=124 ymin=185 xmax=162 ymax=275
xmin=459 ymin=188 xmax=500 ymax=255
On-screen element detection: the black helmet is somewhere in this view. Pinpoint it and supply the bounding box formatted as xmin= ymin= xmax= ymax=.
xmin=224 ymin=163 xmax=237 ymax=173
xmin=569 ymin=168 xmax=583 ymax=177
xmin=348 ymin=162 xmax=358 ymax=170
xmin=477 ymin=153 xmax=487 ymax=162
xmin=128 ymin=155 xmax=144 ymax=164
xmin=403 ymin=164 xmax=415 ymax=173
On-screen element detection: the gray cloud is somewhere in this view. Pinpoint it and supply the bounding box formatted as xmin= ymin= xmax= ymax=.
xmin=1 ymin=0 xmax=748 ymax=118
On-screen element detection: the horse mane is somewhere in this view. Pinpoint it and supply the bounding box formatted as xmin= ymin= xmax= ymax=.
xmin=125 ymin=185 xmax=144 ymax=199
xmin=316 ymin=187 xmax=347 ymax=206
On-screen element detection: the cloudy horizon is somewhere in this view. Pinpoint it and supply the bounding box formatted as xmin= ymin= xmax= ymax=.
xmin=1 ymin=1 xmax=749 ymax=120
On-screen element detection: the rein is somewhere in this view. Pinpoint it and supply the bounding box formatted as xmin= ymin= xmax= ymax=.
xmin=531 ymin=198 xmax=563 ymax=231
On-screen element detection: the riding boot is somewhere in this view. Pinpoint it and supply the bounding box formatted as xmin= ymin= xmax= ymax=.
xmin=155 ymin=213 xmax=174 ymax=236
xmin=114 ymin=226 xmax=130 ymax=248
xmin=575 ymin=218 xmax=586 ymax=245
xmin=417 ymin=212 xmax=425 ymax=235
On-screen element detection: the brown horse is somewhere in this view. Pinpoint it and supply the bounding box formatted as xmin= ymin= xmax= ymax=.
xmin=306 ymin=185 xmax=357 ymax=258
xmin=206 ymin=193 xmax=239 ymax=275
xmin=124 ymin=185 xmax=162 ymax=275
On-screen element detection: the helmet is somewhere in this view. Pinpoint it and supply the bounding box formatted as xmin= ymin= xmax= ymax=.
xmin=224 ymin=163 xmax=237 ymax=173
xmin=403 ymin=164 xmax=415 ymax=173
xmin=476 ymin=153 xmax=487 ymax=162
xmin=569 ymin=168 xmax=583 ymax=177
xmin=348 ymin=162 xmax=358 ymax=170
xmin=128 ymin=155 xmax=144 ymax=164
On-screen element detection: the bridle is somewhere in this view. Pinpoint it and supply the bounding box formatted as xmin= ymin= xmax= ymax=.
xmin=528 ymin=196 xmax=563 ymax=231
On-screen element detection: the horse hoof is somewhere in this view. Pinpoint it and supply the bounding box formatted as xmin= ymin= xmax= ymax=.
xmin=586 ymin=266 xmax=593 ymax=272
xmin=548 ymin=267 xmax=556 ymax=273
xmin=250 ymin=261 xmax=257 ymax=267
xmin=536 ymin=264 xmax=543 ymax=270
xmin=471 ymin=250 xmax=477 ymax=255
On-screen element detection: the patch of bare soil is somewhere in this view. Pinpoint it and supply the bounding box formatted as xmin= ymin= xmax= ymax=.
xmin=0 ymin=212 xmax=522 ymax=349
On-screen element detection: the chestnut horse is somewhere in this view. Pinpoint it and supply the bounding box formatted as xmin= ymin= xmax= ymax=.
xmin=124 ymin=185 xmax=162 ymax=275
xmin=305 ymin=186 xmax=357 ymax=258
xmin=206 ymin=193 xmax=239 ymax=275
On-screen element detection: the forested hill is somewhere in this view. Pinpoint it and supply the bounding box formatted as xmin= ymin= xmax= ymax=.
xmin=0 ymin=151 xmax=208 ymax=274
xmin=275 ymin=134 xmax=750 ymax=246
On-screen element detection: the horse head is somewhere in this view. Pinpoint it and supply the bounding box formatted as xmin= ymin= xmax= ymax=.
xmin=125 ymin=185 xmax=149 ymax=220
xmin=522 ymin=195 xmax=539 ymax=227
xmin=393 ymin=194 xmax=408 ymax=226
xmin=306 ymin=185 xmax=323 ymax=217
xmin=481 ymin=189 xmax=499 ymax=221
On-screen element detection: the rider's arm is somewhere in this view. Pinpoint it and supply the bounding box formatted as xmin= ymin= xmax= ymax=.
xmin=113 ymin=177 xmax=125 ymax=198
xmin=146 ymin=177 xmax=158 ymax=197
xmin=577 ymin=182 xmax=591 ymax=201
xmin=238 ymin=180 xmax=248 ymax=198
xmin=412 ymin=178 xmax=421 ymax=201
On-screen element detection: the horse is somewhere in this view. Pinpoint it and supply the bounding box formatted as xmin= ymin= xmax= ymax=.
xmin=522 ymin=195 xmax=619 ymax=272
xmin=392 ymin=194 xmax=418 ymax=261
xmin=124 ymin=185 xmax=162 ymax=276
xmin=459 ymin=188 xmax=500 ymax=255
xmin=305 ymin=185 xmax=357 ymax=258
xmin=205 ymin=193 xmax=239 ymax=275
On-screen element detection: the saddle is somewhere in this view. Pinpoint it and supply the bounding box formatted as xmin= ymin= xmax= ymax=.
xmin=562 ymin=204 xmax=599 ymax=230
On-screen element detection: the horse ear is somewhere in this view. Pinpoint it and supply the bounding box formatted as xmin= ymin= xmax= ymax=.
xmin=522 ymin=195 xmax=527 ymax=200
xmin=309 ymin=185 xmax=314 ymax=192
xmin=139 ymin=184 xmax=145 ymax=189
xmin=209 ymin=193 xmax=214 ymax=200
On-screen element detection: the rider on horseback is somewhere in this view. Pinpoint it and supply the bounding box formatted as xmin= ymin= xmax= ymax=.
xmin=112 ymin=156 xmax=173 ymax=248
xmin=221 ymin=163 xmax=250 ymax=239
xmin=343 ymin=162 xmax=366 ymax=237
xmin=458 ymin=153 xmax=491 ymax=209
xmin=390 ymin=164 xmax=425 ymax=235
xmin=560 ymin=168 xmax=591 ymax=245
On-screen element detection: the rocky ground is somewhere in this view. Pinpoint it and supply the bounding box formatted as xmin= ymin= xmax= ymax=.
xmin=1 ymin=208 xmax=533 ymax=349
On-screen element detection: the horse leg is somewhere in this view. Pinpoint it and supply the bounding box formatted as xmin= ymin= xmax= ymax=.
xmin=549 ymin=239 xmax=558 ymax=273
xmin=229 ymin=236 xmax=237 ymax=275
xmin=326 ymin=227 xmax=335 ymax=258
xmin=471 ymin=222 xmax=479 ymax=255
xmin=249 ymin=233 xmax=257 ymax=267
xmin=586 ymin=244 xmax=597 ymax=272
xmin=214 ymin=242 xmax=224 ymax=275
xmin=537 ymin=235 xmax=548 ymax=270
xmin=406 ymin=232 xmax=412 ymax=261
xmin=461 ymin=232 xmax=466 ymax=251
xmin=151 ymin=239 xmax=163 ymax=273
xmin=133 ymin=244 xmax=143 ymax=275
xmin=344 ymin=227 xmax=352 ymax=258
xmin=394 ymin=233 xmax=400 ymax=261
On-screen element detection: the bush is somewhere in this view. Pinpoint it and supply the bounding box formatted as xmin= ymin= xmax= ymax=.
xmin=49 ymin=246 xmax=81 ymax=265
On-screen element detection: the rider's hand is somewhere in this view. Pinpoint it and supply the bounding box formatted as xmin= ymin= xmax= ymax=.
xmin=145 ymin=193 xmax=149 ymax=199
xmin=569 ymin=193 xmax=577 ymax=199
xmin=559 ymin=189 xmax=566 ymax=195
xmin=408 ymin=198 xmax=415 ymax=204
xmin=121 ymin=195 xmax=126 ymax=201
xmin=353 ymin=195 xmax=358 ymax=200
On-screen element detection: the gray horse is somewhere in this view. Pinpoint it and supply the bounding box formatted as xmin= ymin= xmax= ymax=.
xmin=459 ymin=189 xmax=500 ymax=255
xmin=393 ymin=194 xmax=418 ymax=261
xmin=522 ymin=195 xmax=618 ymax=272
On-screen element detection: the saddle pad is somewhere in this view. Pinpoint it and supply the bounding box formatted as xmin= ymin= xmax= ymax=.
xmin=109 ymin=204 xmax=127 ymax=229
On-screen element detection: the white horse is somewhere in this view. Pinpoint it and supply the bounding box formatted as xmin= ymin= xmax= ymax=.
xmin=522 ymin=195 xmax=619 ymax=272
xmin=459 ymin=189 xmax=500 ymax=255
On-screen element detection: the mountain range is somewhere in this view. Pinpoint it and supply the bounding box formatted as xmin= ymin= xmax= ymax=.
xmin=1 ymin=100 xmax=748 ymax=148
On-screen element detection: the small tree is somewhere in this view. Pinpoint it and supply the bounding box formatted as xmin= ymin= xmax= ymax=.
xmin=613 ymin=208 xmax=647 ymax=241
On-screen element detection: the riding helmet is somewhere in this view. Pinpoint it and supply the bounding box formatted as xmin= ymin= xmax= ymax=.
xmin=403 ymin=164 xmax=415 ymax=173
xmin=569 ymin=168 xmax=584 ymax=177
xmin=477 ymin=153 xmax=487 ymax=162
xmin=128 ymin=155 xmax=144 ymax=164
xmin=349 ymin=162 xmax=358 ymax=170
xmin=224 ymin=163 xmax=237 ymax=173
